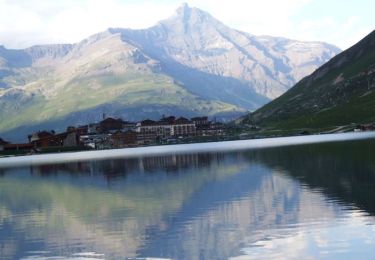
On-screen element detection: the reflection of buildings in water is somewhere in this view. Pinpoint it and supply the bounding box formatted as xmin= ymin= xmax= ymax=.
xmin=139 ymin=153 xmax=224 ymax=173
xmin=26 ymin=153 xmax=226 ymax=181
xmin=89 ymin=158 xmax=140 ymax=180
xmin=30 ymin=162 xmax=91 ymax=176
xmin=28 ymin=159 xmax=139 ymax=180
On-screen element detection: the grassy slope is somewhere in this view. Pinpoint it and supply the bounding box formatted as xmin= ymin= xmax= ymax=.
xmin=0 ymin=34 xmax=244 ymax=139
xmin=0 ymin=71 xmax=240 ymax=134
xmin=274 ymin=91 xmax=375 ymax=130
xmin=247 ymin=30 xmax=375 ymax=131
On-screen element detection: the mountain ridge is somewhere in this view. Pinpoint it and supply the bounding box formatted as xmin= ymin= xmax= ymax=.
xmin=0 ymin=3 xmax=340 ymax=141
xmin=113 ymin=4 xmax=340 ymax=99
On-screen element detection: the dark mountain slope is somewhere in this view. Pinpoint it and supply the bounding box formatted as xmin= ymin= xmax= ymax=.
xmin=245 ymin=30 xmax=375 ymax=130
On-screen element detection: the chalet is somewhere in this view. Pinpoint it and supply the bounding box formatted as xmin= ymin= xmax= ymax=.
xmin=136 ymin=132 xmax=157 ymax=145
xmin=111 ymin=130 xmax=138 ymax=148
xmin=99 ymin=118 xmax=124 ymax=133
xmin=136 ymin=120 xmax=159 ymax=144
xmin=124 ymin=130 xmax=138 ymax=146
xmin=160 ymin=116 xmax=176 ymax=124
xmin=28 ymin=131 xmax=55 ymax=143
xmin=175 ymin=117 xmax=190 ymax=124
xmin=136 ymin=116 xmax=196 ymax=140
xmin=30 ymin=131 xmax=81 ymax=148
xmin=139 ymin=119 xmax=157 ymax=126
xmin=136 ymin=119 xmax=172 ymax=139
xmin=66 ymin=125 xmax=88 ymax=136
xmin=172 ymin=117 xmax=196 ymax=137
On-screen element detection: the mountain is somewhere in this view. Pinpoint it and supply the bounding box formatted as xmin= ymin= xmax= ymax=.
xmin=244 ymin=30 xmax=375 ymax=131
xmin=0 ymin=3 xmax=340 ymax=141
xmin=116 ymin=3 xmax=339 ymax=100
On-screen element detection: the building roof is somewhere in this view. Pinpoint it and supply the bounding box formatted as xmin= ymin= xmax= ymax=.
xmin=31 ymin=131 xmax=74 ymax=144
xmin=100 ymin=117 xmax=123 ymax=124
xmin=160 ymin=116 xmax=176 ymax=124
xmin=37 ymin=131 xmax=55 ymax=138
xmin=140 ymin=119 xmax=157 ymax=126
xmin=175 ymin=117 xmax=191 ymax=124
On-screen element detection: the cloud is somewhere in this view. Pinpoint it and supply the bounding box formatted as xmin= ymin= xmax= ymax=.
xmin=289 ymin=14 xmax=373 ymax=48
xmin=44 ymin=0 xmax=177 ymax=42
xmin=189 ymin=0 xmax=312 ymax=34
xmin=0 ymin=0 xmax=178 ymax=48
xmin=0 ymin=0 xmax=373 ymax=49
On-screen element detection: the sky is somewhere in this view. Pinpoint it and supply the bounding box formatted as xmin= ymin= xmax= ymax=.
xmin=0 ymin=0 xmax=373 ymax=50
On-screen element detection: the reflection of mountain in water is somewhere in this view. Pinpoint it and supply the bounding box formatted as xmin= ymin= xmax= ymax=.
xmin=0 ymin=153 xmax=247 ymax=259
xmin=0 ymin=139 xmax=374 ymax=259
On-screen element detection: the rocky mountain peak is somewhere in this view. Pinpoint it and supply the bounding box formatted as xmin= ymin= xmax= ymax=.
xmin=175 ymin=2 xmax=191 ymax=16
xmin=162 ymin=3 xmax=217 ymax=32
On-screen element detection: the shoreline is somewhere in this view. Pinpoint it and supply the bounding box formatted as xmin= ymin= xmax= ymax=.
xmin=1 ymin=131 xmax=375 ymax=168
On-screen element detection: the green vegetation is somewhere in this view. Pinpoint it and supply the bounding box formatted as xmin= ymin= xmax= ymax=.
xmin=274 ymin=91 xmax=375 ymax=130
xmin=0 ymin=71 xmax=241 ymax=138
xmin=244 ymin=30 xmax=375 ymax=132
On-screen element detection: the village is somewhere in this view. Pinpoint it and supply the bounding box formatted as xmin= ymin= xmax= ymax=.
xmin=0 ymin=115 xmax=226 ymax=155
xmin=2 ymin=113 xmax=375 ymax=156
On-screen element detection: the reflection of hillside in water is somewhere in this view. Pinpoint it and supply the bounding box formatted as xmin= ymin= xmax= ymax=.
xmin=246 ymin=139 xmax=375 ymax=215
xmin=0 ymin=139 xmax=374 ymax=259
xmin=0 ymin=153 xmax=243 ymax=259
xmin=138 ymin=170 xmax=342 ymax=259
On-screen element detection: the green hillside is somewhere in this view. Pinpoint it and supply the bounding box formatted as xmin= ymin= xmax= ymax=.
xmin=0 ymin=71 xmax=239 ymax=141
xmin=0 ymin=34 xmax=242 ymax=141
xmin=244 ymin=30 xmax=375 ymax=132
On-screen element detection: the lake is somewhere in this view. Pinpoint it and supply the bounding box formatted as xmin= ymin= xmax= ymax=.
xmin=1 ymin=133 xmax=375 ymax=259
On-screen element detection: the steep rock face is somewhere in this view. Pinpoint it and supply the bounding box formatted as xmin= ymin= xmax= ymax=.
xmin=24 ymin=44 xmax=73 ymax=66
xmin=245 ymin=30 xmax=375 ymax=130
xmin=116 ymin=4 xmax=340 ymax=100
xmin=0 ymin=3 xmax=340 ymax=141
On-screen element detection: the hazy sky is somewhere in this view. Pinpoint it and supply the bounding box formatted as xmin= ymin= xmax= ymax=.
xmin=0 ymin=0 xmax=373 ymax=50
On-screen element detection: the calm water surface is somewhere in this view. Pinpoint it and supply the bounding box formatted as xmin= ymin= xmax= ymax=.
xmin=1 ymin=137 xmax=375 ymax=259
